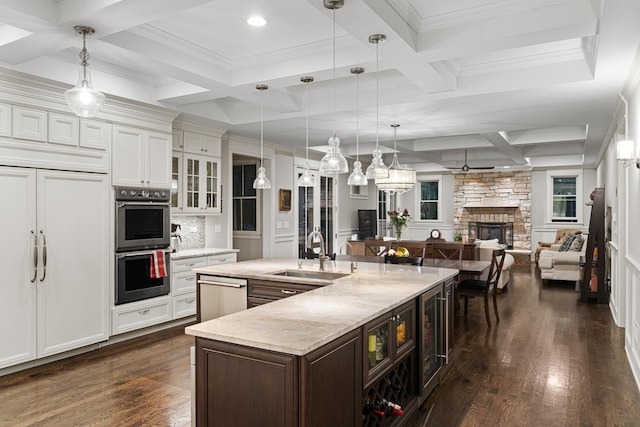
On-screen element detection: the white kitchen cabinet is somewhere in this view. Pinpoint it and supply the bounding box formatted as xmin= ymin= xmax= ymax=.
xmin=170 ymin=252 xmax=237 ymax=319
xmin=0 ymin=102 xmax=11 ymax=137
xmin=112 ymin=125 xmax=171 ymax=188
xmin=183 ymin=131 xmax=221 ymax=156
xmin=12 ymin=106 xmax=47 ymax=142
xmin=183 ymin=154 xmax=221 ymax=213
xmin=171 ymin=151 xmax=183 ymax=211
xmin=48 ymin=113 xmax=79 ymax=147
xmin=0 ymin=167 xmax=109 ymax=369
xmin=80 ymin=119 xmax=110 ymax=151
xmin=172 ymin=129 xmax=184 ymax=151
xmin=111 ymin=297 xmax=172 ymax=335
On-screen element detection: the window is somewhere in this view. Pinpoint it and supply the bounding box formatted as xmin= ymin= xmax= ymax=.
xmin=232 ymin=163 xmax=258 ymax=231
xmin=416 ymin=176 xmax=441 ymax=221
xmin=378 ymin=190 xmax=390 ymax=236
xmin=547 ymin=171 xmax=582 ymax=223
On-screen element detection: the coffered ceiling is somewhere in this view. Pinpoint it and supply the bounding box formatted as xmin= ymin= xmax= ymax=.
xmin=1 ymin=0 xmax=640 ymax=171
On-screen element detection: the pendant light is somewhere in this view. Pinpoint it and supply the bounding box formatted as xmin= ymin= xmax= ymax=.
xmin=319 ymin=0 xmax=349 ymax=174
xmin=64 ymin=26 xmax=105 ymax=118
xmin=298 ymin=76 xmax=316 ymax=187
xmin=366 ymin=33 xmax=389 ymax=179
xmin=253 ymin=84 xmax=271 ymax=189
xmin=375 ymin=124 xmax=416 ymax=194
xmin=347 ymin=67 xmax=367 ymax=186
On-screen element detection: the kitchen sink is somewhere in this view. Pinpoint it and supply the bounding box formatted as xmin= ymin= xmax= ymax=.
xmin=269 ymin=270 xmax=350 ymax=281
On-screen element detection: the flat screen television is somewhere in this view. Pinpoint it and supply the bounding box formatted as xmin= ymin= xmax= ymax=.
xmin=358 ymin=209 xmax=377 ymax=240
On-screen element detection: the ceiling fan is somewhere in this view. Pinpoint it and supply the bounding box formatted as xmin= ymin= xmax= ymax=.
xmin=446 ymin=150 xmax=495 ymax=172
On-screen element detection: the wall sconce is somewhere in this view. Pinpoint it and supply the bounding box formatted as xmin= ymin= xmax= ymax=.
xmin=617 ymin=95 xmax=639 ymax=168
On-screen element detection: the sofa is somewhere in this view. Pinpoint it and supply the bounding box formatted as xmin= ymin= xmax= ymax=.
xmin=535 ymin=228 xmax=583 ymax=264
xmin=475 ymin=239 xmax=515 ymax=291
xmin=537 ymin=232 xmax=587 ymax=286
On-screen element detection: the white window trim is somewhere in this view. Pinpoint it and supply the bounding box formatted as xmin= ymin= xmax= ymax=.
xmin=232 ymin=160 xmax=262 ymax=235
xmin=415 ymin=174 xmax=442 ymax=222
xmin=546 ymin=169 xmax=583 ymax=225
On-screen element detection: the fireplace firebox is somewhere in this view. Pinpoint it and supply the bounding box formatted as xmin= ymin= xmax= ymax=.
xmin=469 ymin=222 xmax=513 ymax=249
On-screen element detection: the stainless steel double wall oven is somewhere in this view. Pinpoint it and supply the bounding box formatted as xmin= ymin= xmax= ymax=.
xmin=115 ymin=186 xmax=171 ymax=305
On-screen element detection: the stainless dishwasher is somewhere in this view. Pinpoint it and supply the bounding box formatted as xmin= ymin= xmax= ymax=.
xmin=192 ymin=275 xmax=248 ymax=426
xmin=197 ymin=275 xmax=248 ymax=322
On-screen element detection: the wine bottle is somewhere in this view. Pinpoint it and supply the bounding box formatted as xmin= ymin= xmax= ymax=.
xmin=368 ymin=334 xmax=377 ymax=368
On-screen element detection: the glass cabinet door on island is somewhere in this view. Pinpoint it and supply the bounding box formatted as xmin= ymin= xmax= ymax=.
xmin=366 ymin=317 xmax=391 ymax=379
xmin=419 ymin=285 xmax=444 ymax=399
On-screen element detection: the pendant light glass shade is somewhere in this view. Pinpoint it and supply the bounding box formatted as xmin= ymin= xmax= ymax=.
xmin=253 ymin=84 xmax=271 ymax=190
xmin=348 ymin=67 xmax=367 ymax=186
xmin=298 ymin=76 xmax=316 ymax=187
xmin=319 ymin=0 xmax=348 ymax=175
xmin=375 ymin=124 xmax=416 ymax=193
xmin=366 ymin=33 xmax=389 ymax=179
xmin=320 ymin=133 xmax=349 ymax=174
xmin=64 ymin=26 xmax=105 ymax=118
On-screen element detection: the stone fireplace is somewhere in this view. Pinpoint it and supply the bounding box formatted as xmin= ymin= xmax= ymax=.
xmin=453 ymin=171 xmax=531 ymax=250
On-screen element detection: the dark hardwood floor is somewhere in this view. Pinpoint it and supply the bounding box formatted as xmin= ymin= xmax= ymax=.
xmin=1 ymin=264 xmax=639 ymax=426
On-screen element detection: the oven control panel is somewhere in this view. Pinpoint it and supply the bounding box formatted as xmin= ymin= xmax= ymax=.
xmin=115 ymin=186 xmax=170 ymax=202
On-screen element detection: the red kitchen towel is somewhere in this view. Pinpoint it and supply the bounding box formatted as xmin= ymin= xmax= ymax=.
xmin=150 ymin=250 xmax=167 ymax=278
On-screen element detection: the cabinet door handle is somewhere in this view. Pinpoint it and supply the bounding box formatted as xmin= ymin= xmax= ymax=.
xmin=39 ymin=230 xmax=47 ymax=282
xmin=281 ymin=289 xmax=297 ymax=295
xmin=31 ymin=230 xmax=38 ymax=283
xmin=185 ymin=298 xmax=195 ymax=304
xmin=138 ymin=309 xmax=150 ymax=315
xmin=186 ymin=276 xmax=196 ymax=281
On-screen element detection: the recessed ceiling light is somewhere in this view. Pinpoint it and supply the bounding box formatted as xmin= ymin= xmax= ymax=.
xmin=247 ymin=16 xmax=267 ymax=27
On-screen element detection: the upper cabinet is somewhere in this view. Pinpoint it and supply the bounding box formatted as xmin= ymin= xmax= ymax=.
xmin=171 ymin=126 xmax=226 ymax=214
xmin=112 ymin=125 xmax=171 ymax=188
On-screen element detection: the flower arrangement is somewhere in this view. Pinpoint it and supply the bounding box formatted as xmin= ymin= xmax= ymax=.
xmin=388 ymin=209 xmax=410 ymax=239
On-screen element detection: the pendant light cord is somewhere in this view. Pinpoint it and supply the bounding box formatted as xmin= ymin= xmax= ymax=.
xmin=260 ymin=91 xmax=264 ymax=167
xmin=356 ymin=71 xmax=359 ymax=160
xmin=332 ymin=8 xmax=336 ymax=135
xmin=306 ymin=81 xmax=310 ymax=160
xmin=375 ymin=39 xmax=379 ymax=150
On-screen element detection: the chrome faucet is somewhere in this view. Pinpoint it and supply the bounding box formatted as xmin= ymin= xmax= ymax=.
xmin=307 ymin=231 xmax=330 ymax=271
xmin=338 ymin=241 xmax=357 ymax=273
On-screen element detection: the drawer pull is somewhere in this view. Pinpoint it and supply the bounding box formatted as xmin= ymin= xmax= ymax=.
xmin=186 ymin=276 xmax=196 ymax=281
xmin=185 ymin=298 xmax=195 ymax=304
xmin=138 ymin=309 xmax=150 ymax=315
xmin=281 ymin=289 xmax=297 ymax=295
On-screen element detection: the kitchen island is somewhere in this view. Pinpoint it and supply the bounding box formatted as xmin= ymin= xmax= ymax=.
xmin=186 ymin=258 xmax=459 ymax=427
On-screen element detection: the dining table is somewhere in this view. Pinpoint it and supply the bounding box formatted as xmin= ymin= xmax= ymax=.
xmin=334 ymin=255 xmax=491 ymax=277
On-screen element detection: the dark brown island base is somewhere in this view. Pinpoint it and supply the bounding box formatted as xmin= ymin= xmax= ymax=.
xmin=186 ymin=258 xmax=459 ymax=427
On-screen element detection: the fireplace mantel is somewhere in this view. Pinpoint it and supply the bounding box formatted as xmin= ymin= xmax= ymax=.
xmin=464 ymin=203 xmax=520 ymax=209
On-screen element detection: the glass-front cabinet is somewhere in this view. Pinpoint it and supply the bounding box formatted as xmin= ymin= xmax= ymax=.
xmin=170 ymin=152 xmax=182 ymax=210
xmin=363 ymin=301 xmax=415 ymax=387
xmin=419 ymin=284 xmax=444 ymax=400
xmin=183 ymin=154 xmax=220 ymax=214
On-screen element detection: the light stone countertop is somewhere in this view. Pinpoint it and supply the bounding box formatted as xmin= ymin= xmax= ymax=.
xmin=170 ymin=247 xmax=239 ymax=260
xmin=185 ymin=258 xmax=458 ymax=356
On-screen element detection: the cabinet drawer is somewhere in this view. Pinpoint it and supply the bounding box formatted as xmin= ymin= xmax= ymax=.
xmin=248 ymin=279 xmax=319 ymax=301
xmin=172 ymin=256 xmax=208 ymax=273
xmin=208 ymin=253 xmax=237 ymax=265
xmin=173 ymin=270 xmax=197 ymax=295
xmin=111 ymin=298 xmax=172 ymax=335
xmin=173 ymin=292 xmax=197 ymax=319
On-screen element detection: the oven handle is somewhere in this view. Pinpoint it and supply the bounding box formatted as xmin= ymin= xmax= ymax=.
xmin=117 ymin=201 xmax=170 ymax=207
xmin=116 ymin=248 xmax=172 ymax=258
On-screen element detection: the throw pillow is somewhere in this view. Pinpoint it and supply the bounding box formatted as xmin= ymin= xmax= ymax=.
xmin=558 ymin=233 xmax=576 ymax=252
xmin=569 ymin=234 xmax=585 ymax=252
xmin=476 ymin=239 xmax=500 ymax=248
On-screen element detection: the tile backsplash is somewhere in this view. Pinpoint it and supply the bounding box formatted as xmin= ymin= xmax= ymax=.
xmin=171 ymin=215 xmax=205 ymax=250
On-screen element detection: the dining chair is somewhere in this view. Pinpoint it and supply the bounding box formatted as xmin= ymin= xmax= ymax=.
xmin=455 ymin=248 xmax=506 ymax=325
xmin=365 ymin=240 xmax=388 ymax=256
xmin=430 ymin=242 xmax=463 ymax=260
xmin=384 ymin=255 xmax=424 ymax=266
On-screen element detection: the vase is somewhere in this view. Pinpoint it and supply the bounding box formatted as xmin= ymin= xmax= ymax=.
xmin=395 ymin=227 xmax=403 ymax=241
